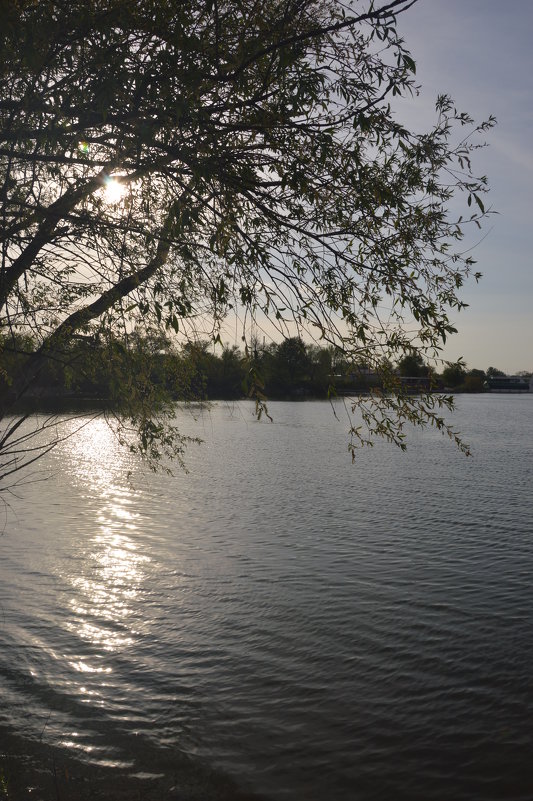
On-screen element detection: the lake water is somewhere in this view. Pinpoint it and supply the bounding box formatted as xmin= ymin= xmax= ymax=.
xmin=1 ymin=396 xmax=533 ymax=800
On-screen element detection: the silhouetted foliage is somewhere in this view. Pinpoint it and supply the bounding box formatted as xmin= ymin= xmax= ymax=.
xmin=0 ymin=0 xmax=495 ymax=483
xmin=463 ymin=369 xmax=486 ymax=393
xmin=397 ymin=353 xmax=429 ymax=378
xmin=441 ymin=363 xmax=466 ymax=388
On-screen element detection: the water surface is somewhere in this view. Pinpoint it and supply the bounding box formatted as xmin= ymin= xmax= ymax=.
xmin=1 ymin=396 xmax=532 ymax=799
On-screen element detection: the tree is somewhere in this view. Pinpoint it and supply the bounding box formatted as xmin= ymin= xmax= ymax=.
xmin=270 ymin=337 xmax=312 ymax=395
xmin=307 ymin=344 xmax=334 ymax=395
xmin=219 ymin=345 xmax=246 ymax=398
xmin=463 ymin=368 xmax=485 ymax=393
xmin=0 ymin=0 xmax=493 ymax=486
xmin=397 ymin=353 xmax=429 ymax=378
xmin=441 ymin=363 xmax=466 ymax=388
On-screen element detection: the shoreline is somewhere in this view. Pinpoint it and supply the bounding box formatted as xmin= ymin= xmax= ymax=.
xmin=0 ymin=725 xmax=266 ymax=801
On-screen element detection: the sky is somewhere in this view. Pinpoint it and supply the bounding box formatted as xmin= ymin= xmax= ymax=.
xmin=395 ymin=0 xmax=533 ymax=373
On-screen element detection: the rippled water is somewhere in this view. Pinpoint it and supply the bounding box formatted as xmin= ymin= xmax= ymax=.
xmin=1 ymin=396 xmax=533 ymax=800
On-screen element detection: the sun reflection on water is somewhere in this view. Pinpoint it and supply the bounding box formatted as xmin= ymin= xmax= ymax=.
xmin=55 ymin=418 xmax=151 ymax=659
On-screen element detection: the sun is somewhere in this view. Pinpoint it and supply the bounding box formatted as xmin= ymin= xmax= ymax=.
xmin=103 ymin=175 xmax=127 ymax=205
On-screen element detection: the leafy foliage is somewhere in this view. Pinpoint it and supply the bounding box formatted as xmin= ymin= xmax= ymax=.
xmin=0 ymin=0 xmax=494 ymax=482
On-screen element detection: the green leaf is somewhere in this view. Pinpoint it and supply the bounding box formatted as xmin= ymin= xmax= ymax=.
xmin=473 ymin=194 xmax=485 ymax=214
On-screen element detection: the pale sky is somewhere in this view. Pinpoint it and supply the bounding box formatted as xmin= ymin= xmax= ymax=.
xmin=396 ymin=0 xmax=533 ymax=373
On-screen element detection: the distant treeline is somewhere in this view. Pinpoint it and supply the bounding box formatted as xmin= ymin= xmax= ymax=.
xmin=0 ymin=332 xmax=529 ymax=408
